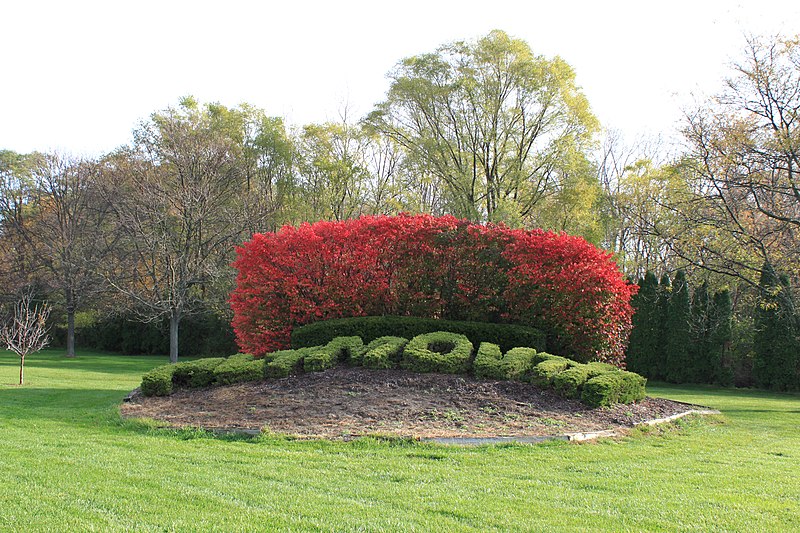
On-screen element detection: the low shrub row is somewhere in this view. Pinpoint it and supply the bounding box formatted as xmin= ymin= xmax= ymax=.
xmin=290 ymin=316 xmax=546 ymax=354
xmin=264 ymin=337 xmax=366 ymax=378
xmin=401 ymin=332 xmax=473 ymax=373
xmin=141 ymin=331 xmax=646 ymax=407
xmin=529 ymin=354 xmax=646 ymax=407
xmin=213 ymin=353 xmax=263 ymax=386
xmin=360 ymin=336 xmax=408 ymax=369
xmin=474 ymin=343 xmax=539 ymax=381
xmin=55 ymin=310 xmax=239 ymax=357
xmin=140 ymin=354 xmax=266 ymax=396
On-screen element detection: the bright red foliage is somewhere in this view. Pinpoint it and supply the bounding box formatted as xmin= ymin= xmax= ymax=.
xmin=230 ymin=214 xmax=636 ymax=364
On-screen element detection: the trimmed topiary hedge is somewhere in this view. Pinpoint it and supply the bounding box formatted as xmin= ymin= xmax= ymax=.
xmin=361 ymin=336 xmax=408 ymax=369
xmin=473 ymin=344 xmax=540 ymax=380
xmin=551 ymin=365 xmax=591 ymax=399
xmin=529 ymin=355 xmax=575 ymax=387
xmin=213 ymin=354 xmax=265 ymax=386
xmin=290 ymin=316 xmax=545 ymax=354
xmin=401 ymin=332 xmax=474 ymax=373
xmin=140 ymin=365 xmax=175 ymax=397
xmin=264 ymin=349 xmax=309 ymax=378
xmin=473 ymin=342 xmax=504 ymax=379
xmin=140 ymin=354 xmax=263 ymax=396
xmin=581 ymin=371 xmax=647 ymax=407
xmin=139 ymin=332 xmax=647 ymax=407
xmin=172 ymin=358 xmax=227 ymax=388
xmin=303 ymin=336 xmax=365 ymax=372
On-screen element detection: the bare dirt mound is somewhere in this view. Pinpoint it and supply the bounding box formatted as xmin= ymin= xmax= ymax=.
xmin=121 ymin=367 xmax=699 ymax=440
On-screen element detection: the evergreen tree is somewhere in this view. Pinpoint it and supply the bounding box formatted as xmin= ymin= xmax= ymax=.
xmin=664 ymin=270 xmax=691 ymax=383
xmin=651 ymin=273 xmax=672 ymax=380
xmin=689 ymin=281 xmax=711 ymax=383
xmin=627 ymin=271 xmax=660 ymax=376
xmin=710 ymin=289 xmax=733 ymax=386
xmin=753 ymin=263 xmax=799 ymax=391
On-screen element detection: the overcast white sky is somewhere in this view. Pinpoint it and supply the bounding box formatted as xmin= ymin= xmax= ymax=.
xmin=1 ymin=0 xmax=798 ymax=156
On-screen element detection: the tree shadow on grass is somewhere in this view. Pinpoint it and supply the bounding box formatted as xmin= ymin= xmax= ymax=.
xmin=0 ymin=385 xmax=267 ymax=445
xmin=0 ymin=386 xmax=132 ymax=426
xmin=0 ymin=353 xmax=169 ymax=374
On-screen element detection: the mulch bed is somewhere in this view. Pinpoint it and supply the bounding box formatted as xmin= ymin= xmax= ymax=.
xmin=121 ymin=366 xmax=699 ymax=440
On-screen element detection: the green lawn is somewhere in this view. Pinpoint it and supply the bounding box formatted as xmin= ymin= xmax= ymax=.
xmin=1 ymin=349 xmax=798 ymax=532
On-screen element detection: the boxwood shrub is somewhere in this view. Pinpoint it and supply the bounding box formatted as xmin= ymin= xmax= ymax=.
xmin=361 ymin=336 xmax=408 ymax=369
xmin=581 ymin=371 xmax=647 ymax=407
xmin=473 ymin=344 xmax=539 ymax=380
xmin=140 ymin=364 xmax=175 ymax=397
xmin=551 ymin=365 xmax=591 ymax=399
xmin=172 ymin=358 xmax=226 ymax=388
xmin=473 ymin=342 xmax=504 ymax=379
xmin=502 ymin=347 xmax=541 ymax=381
xmin=529 ymin=355 xmax=575 ymax=387
xmin=303 ymin=336 xmax=365 ymax=372
xmin=326 ymin=336 xmax=365 ymax=365
xmin=585 ymin=361 xmax=618 ymax=378
xmin=138 ymin=333 xmax=647 ymax=407
xmin=264 ymin=349 xmax=309 ymax=378
xmin=213 ymin=354 xmax=265 ymax=386
xmin=291 ymin=316 xmax=545 ymax=354
xmin=401 ymin=332 xmax=474 ymax=373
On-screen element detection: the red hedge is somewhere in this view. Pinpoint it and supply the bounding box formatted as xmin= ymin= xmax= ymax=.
xmin=230 ymin=214 xmax=636 ymax=364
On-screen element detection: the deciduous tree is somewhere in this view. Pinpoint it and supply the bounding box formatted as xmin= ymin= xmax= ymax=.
xmin=673 ymin=35 xmax=800 ymax=285
xmin=99 ymin=99 xmax=272 ymax=363
xmin=0 ymin=291 xmax=50 ymax=385
xmin=368 ymin=30 xmax=599 ymax=223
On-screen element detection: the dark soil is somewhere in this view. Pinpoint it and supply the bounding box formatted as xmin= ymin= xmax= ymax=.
xmin=121 ymin=367 xmax=698 ymax=440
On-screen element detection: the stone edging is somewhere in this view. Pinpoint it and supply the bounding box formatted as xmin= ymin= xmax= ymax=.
xmin=424 ymin=408 xmax=721 ymax=446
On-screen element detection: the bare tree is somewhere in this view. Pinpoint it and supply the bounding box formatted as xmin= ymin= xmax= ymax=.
xmin=0 ymin=150 xmax=42 ymax=293
xmin=27 ymin=154 xmax=107 ymax=357
xmin=98 ymin=99 xmax=270 ymax=363
xmin=593 ymin=130 xmax=685 ymax=278
xmin=1 ymin=291 xmax=51 ymax=385
xmin=669 ymin=34 xmax=800 ymax=287
xmin=0 ymin=152 xmax=106 ymax=357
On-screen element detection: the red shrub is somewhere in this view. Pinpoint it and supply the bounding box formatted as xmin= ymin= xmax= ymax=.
xmin=230 ymin=214 xmax=636 ymax=364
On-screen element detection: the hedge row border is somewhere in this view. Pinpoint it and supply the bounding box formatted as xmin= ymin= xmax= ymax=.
xmin=140 ymin=332 xmax=646 ymax=407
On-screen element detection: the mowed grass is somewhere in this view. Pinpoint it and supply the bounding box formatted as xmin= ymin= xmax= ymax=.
xmin=1 ymin=350 xmax=799 ymax=532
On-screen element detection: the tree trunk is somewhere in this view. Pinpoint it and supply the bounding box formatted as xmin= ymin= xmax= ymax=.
xmin=19 ymin=354 xmax=24 ymax=385
xmin=169 ymin=310 xmax=180 ymax=364
xmin=66 ymin=306 xmax=76 ymax=358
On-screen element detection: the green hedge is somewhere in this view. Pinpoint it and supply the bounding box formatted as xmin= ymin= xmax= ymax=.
xmin=139 ymin=331 xmax=647 ymax=407
xmin=172 ymin=358 xmax=226 ymax=388
xmin=264 ymin=349 xmax=309 ymax=378
xmin=327 ymin=336 xmax=365 ymax=365
xmin=140 ymin=365 xmax=175 ymax=396
xmin=303 ymin=336 xmax=365 ymax=372
xmin=581 ymin=371 xmax=647 ymax=407
xmin=58 ymin=310 xmax=239 ymax=357
xmin=213 ymin=354 xmax=265 ymax=386
xmin=361 ymin=336 xmax=408 ymax=369
xmin=585 ymin=362 xmax=618 ymax=378
xmin=474 ymin=344 xmax=539 ymax=380
xmin=290 ymin=316 xmax=545 ymax=353
xmin=529 ymin=355 xmax=575 ymax=387
xmin=401 ymin=332 xmax=474 ymax=373
xmin=473 ymin=342 xmax=504 ymax=379
xmin=551 ymin=365 xmax=591 ymax=399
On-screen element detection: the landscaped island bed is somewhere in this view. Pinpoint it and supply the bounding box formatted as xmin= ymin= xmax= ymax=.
xmin=122 ymin=366 xmax=696 ymax=440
